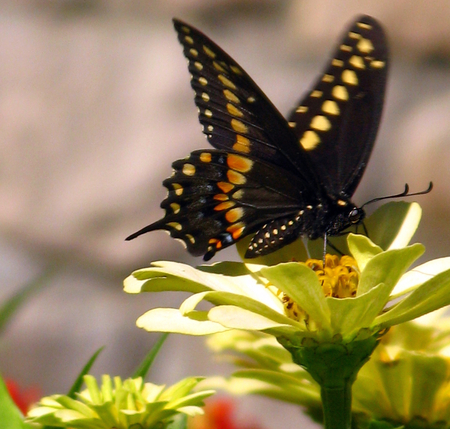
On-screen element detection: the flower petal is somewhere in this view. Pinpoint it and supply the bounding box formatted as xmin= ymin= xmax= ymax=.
xmin=125 ymin=261 xmax=257 ymax=295
xmin=392 ymin=257 xmax=450 ymax=296
xmin=208 ymin=306 xmax=299 ymax=336
xmin=181 ymin=291 xmax=292 ymax=327
xmin=374 ymin=267 xmax=450 ymax=328
xmin=357 ymin=243 xmax=424 ymax=296
xmin=326 ymin=282 xmax=393 ymax=338
xmin=347 ymin=234 xmax=383 ymax=272
xmin=364 ymin=201 xmax=422 ymax=250
xmin=260 ymin=263 xmax=331 ymax=331
xmin=137 ymin=308 xmax=229 ymax=335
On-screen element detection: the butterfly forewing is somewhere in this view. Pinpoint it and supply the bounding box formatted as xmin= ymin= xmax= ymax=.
xmin=288 ymin=15 xmax=388 ymax=198
xmin=173 ymin=19 xmax=319 ymax=186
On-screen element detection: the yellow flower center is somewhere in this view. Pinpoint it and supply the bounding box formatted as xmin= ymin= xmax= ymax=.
xmin=306 ymin=254 xmax=359 ymax=298
xmin=282 ymin=254 xmax=360 ymax=323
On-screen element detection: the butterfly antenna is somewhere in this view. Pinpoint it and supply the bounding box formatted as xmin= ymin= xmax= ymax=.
xmin=361 ymin=182 xmax=433 ymax=208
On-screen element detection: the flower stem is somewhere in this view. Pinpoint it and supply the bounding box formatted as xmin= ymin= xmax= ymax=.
xmin=321 ymin=383 xmax=352 ymax=429
xmin=278 ymin=334 xmax=380 ymax=429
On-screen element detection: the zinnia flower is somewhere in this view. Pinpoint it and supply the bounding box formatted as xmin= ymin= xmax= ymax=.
xmin=26 ymin=375 xmax=214 ymax=429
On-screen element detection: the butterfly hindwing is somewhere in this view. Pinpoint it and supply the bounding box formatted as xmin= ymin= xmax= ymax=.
xmin=128 ymin=149 xmax=309 ymax=259
xmin=288 ymin=15 xmax=388 ymax=198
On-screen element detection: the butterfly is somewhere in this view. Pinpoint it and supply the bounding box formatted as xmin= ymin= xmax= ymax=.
xmin=126 ymin=15 xmax=389 ymax=261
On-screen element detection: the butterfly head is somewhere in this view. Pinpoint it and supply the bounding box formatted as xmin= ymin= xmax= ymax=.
xmin=324 ymin=201 xmax=366 ymax=237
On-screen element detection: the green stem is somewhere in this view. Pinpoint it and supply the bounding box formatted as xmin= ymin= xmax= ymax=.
xmin=321 ymin=383 xmax=352 ymax=429
xmin=278 ymin=334 xmax=380 ymax=429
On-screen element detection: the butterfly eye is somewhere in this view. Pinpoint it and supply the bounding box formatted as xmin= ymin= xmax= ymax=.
xmin=349 ymin=208 xmax=363 ymax=224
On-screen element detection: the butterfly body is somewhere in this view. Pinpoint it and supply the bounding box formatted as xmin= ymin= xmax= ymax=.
xmin=127 ymin=16 xmax=388 ymax=260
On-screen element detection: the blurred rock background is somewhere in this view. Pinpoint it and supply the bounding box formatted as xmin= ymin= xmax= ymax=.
xmin=1 ymin=1 xmax=450 ymax=427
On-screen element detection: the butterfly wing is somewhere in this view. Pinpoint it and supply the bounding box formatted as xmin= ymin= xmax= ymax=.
xmin=287 ymin=15 xmax=388 ymax=198
xmin=172 ymin=19 xmax=320 ymax=189
xmin=126 ymin=150 xmax=309 ymax=260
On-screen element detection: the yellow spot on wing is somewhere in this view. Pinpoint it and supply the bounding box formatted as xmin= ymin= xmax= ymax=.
xmin=230 ymin=65 xmax=243 ymax=75
xmin=296 ymin=106 xmax=308 ymax=113
xmin=311 ymin=90 xmax=323 ymax=98
xmin=181 ymin=26 xmax=191 ymax=34
xmin=288 ymin=122 xmax=296 ymax=128
xmin=349 ymin=55 xmax=365 ymax=69
xmin=332 ymin=59 xmax=344 ymax=67
xmin=215 ymin=201 xmax=236 ymax=211
xmin=340 ymin=44 xmax=352 ymax=52
xmin=185 ymin=36 xmax=194 ymax=44
xmin=227 ymin=170 xmax=247 ymax=185
xmin=322 ymin=100 xmax=340 ymax=115
xmin=232 ymin=189 xmax=244 ymax=199
xmin=231 ymin=119 xmax=248 ymax=134
xmin=322 ymin=74 xmax=334 ymax=83
xmin=186 ymin=234 xmax=195 ymax=244
xmin=224 ymin=89 xmax=240 ymax=104
xmin=218 ymin=74 xmax=236 ymax=90
xmin=370 ymin=60 xmax=385 ymax=69
xmin=194 ymin=62 xmax=203 ymax=70
xmin=342 ymin=69 xmax=358 ymax=85
xmin=227 ymin=154 xmax=253 ymax=172
xmin=217 ymin=182 xmax=235 ymax=193
xmin=227 ymin=103 xmax=243 ymax=118
xmin=170 ymin=203 xmax=180 ymax=214
xmin=201 ymin=92 xmax=210 ymax=101
xmin=225 ymin=207 xmax=244 ymax=223
xmin=190 ymin=48 xmax=198 ymax=57
xmin=349 ymin=31 xmax=360 ymax=39
xmin=203 ymin=45 xmax=216 ymax=58
xmin=213 ymin=61 xmax=226 ymax=72
xmin=357 ymin=22 xmax=372 ymax=30
xmin=332 ymin=85 xmax=349 ymax=101
xmin=310 ymin=115 xmax=331 ymax=132
xmin=172 ymin=183 xmax=183 ymax=196
xmin=205 ymin=109 xmax=213 ymax=118
xmin=182 ymin=164 xmax=196 ymax=176
xmin=232 ymin=135 xmax=251 ymax=153
xmin=357 ymin=38 xmax=374 ymax=54
xmin=200 ymin=152 xmax=212 ymax=162
xmin=167 ymin=222 xmax=182 ymax=231
xmin=199 ymin=77 xmax=208 ymax=86
xmin=299 ymin=130 xmax=320 ymax=150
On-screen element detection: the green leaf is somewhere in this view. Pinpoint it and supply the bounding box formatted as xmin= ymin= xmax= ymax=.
xmin=0 ymin=265 xmax=57 ymax=336
xmin=132 ymin=333 xmax=169 ymax=379
xmin=67 ymin=347 xmax=104 ymax=398
xmin=0 ymin=374 xmax=31 ymax=429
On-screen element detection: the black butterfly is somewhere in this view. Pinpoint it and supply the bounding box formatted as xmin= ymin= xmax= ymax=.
xmin=126 ymin=15 xmax=389 ymax=261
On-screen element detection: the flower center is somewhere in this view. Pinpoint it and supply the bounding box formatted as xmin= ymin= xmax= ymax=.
xmin=306 ymin=254 xmax=359 ymax=298
xmin=282 ymin=254 xmax=360 ymax=323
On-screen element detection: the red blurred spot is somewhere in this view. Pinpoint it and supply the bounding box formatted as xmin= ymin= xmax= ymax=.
xmin=5 ymin=379 xmax=40 ymax=414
